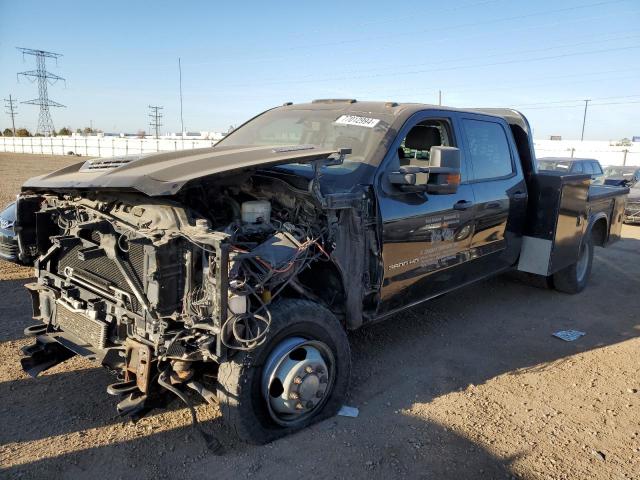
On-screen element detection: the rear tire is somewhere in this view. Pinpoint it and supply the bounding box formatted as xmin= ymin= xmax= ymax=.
xmin=552 ymin=233 xmax=594 ymax=294
xmin=217 ymin=299 xmax=351 ymax=444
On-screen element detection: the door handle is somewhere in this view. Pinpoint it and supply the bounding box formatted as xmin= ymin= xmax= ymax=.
xmin=513 ymin=191 xmax=527 ymax=200
xmin=454 ymin=200 xmax=474 ymax=211
xmin=485 ymin=201 xmax=502 ymax=209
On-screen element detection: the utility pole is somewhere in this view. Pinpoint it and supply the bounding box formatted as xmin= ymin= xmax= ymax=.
xmin=16 ymin=47 xmax=66 ymax=136
xmin=148 ymin=105 xmax=163 ymax=139
xmin=178 ymin=58 xmax=185 ymax=135
xmin=4 ymin=95 xmax=17 ymax=136
xmin=580 ymin=99 xmax=590 ymax=141
xmin=438 ymin=90 xmax=442 ymax=106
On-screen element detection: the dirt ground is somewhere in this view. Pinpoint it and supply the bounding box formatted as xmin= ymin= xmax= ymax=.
xmin=0 ymin=153 xmax=638 ymax=479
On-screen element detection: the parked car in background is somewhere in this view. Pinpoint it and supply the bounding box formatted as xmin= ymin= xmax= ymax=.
xmin=603 ymin=165 xmax=640 ymax=187
xmin=0 ymin=201 xmax=19 ymax=262
xmin=624 ymin=182 xmax=640 ymax=224
xmin=538 ymin=157 xmax=605 ymax=184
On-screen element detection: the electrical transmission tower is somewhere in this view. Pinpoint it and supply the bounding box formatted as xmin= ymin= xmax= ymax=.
xmin=4 ymin=95 xmax=17 ymax=136
xmin=148 ymin=105 xmax=163 ymax=138
xmin=16 ymin=47 xmax=66 ymax=136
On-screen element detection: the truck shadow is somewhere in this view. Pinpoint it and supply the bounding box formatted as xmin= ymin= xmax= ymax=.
xmin=0 ymin=279 xmax=36 ymax=343
xmin=1 ymin=236 xmax=638 ymax=478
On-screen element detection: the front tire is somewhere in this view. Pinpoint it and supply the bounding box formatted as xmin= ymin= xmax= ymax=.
xmin=552 ymin=233 xmax=594 ymax=294
xmin=217 ymin=299 xmax=351 ymax=444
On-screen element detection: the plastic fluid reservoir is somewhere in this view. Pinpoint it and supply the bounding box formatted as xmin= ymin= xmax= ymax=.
xmin=241 ymin=200 xmax=271 ymax=224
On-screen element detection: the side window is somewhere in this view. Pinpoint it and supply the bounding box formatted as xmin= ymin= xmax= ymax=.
xmin=592 ymin=162 xmax=602 ymax=174
xmin=396 ymin=118 xmax=467 ymax=181
xmin=583 ymin=162 xmax=595 ymax=174
xmin=571 ymin=162 xmax=583 ymax=173
xmin=399 ymin=120 xmax=451 ymax=164
xmin=462 ymin=119 xmax=514 ymax=180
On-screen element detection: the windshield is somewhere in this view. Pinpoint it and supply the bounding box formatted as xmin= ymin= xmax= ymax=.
xmin=217 ymin=108 xmax=393 ymax=168
xmin=604 ymin=166 xmax=636 ymax=176
xmin=538 ymin=160 xmax=572 ymax=171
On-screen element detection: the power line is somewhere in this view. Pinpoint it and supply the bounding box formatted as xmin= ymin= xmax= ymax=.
xmin=16 ymin=47 xmax=66 ymax=136
xmin=223 ymin=0 xmax=630 ymax=58
xmin=510 ymin=94 xmax=640 ymax=108
xmin=272 ymin=31 xmax=640 ymax=84
xmin=229 ymin=44 xmax=640 ymax=88
xmin=4 ymin=95 xmax=17 ymax=136
xmin=348 ymin=66 xmax=640 ymax=100
xmin=517 ymin=100 xmax=640 ymax=110
xmin=148 ymin=105 xmax=163 ymax=139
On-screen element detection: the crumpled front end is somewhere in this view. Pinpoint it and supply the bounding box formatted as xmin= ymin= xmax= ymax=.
xmin=16 ymin=178 xmax=343 ymax=416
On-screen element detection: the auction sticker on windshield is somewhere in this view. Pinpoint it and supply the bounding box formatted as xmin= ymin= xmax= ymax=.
xmin=335 ymin=115 xmax=380 ymax=128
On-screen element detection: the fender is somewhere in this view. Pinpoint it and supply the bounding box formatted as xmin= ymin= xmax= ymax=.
xmin=586 ymin=211 xmax=609 ymax=247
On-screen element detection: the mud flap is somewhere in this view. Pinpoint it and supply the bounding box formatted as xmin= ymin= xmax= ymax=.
xmin=20 ymin=335 xmax=75 ymax=377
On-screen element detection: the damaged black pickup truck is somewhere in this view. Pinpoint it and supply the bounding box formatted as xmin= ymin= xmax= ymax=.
xmin=15 ymin=100 xmax=628 ymax=444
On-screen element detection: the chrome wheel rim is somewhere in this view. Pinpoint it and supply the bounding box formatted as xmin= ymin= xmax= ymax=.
xmin=262 ymin=337 xmax=335 ymax=426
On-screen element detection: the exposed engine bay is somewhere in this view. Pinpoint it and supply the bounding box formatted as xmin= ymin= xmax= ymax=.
xmin=16 ymin=163 xmax=377 ymax=422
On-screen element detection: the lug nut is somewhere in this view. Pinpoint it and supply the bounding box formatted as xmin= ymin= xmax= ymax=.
xmin=319 ymin=376 xmax=328 ymax=384
xmin=289 ymin=392 xmax=299 ymax=400
xmin=306 ymin=401 xmax=314 ymax=409
xmin=305 ymin=366 xmax=313 ymax=374
xmin=293 ymin=376 xmax=302 ymax=385
xmin=316 ymin=391 xmax=323 ymax=398
xmin=295 ymin=402 xmax=304 ymax=410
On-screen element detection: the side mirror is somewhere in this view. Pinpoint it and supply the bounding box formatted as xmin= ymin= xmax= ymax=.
xmin=388 ymin=146 xmax=461 ymax=194
xmin=426 ymin=146 xmax=461 ymax=194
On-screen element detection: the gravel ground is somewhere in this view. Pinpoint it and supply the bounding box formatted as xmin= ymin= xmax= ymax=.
xmin=0 ymin=153 xmax=638 ymax=479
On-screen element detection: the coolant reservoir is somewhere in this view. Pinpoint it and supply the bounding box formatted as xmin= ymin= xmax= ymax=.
xmin=241 ymin=200 xmax=271 ymax=224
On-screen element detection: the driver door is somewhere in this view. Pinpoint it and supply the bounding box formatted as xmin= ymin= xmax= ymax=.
xmin=375 ymin=112 xmax=476 ymax=316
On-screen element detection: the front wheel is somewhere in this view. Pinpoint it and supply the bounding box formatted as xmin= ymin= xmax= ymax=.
xmin=552 ymin=233 xmax=594 ymax=294
xmin=217 ymin=299 xmax=351 ymax=444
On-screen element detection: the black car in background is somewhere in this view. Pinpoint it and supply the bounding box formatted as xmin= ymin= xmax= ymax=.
xmin=603 ymin=165 xmax=640 ymax=187
xmin=624 ymin=183 xmax=640 ymax=224
xmin=537 ymin=157 xmax=605 ymax=184
xmin=0 ymin=201 xmax=20 ymax=262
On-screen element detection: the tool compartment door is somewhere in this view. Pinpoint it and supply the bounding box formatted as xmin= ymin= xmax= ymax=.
xmin=517 ymin=172 xmax=590 ymax=276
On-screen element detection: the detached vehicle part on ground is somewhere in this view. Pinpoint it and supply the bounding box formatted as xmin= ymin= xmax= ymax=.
xmin=15 ymin=100 xmax=629 ymax=445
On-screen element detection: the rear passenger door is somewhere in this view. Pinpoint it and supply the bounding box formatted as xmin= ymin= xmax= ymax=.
xmin=459 ymin=115 xmax=528 ymax=274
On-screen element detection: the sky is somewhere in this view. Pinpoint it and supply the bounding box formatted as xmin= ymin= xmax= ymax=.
xmin=0 ymin=0 xmax=639 ymax=140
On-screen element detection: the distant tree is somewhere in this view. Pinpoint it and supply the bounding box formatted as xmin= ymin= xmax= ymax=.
xmin=83 ymin=127 xmax=95 ymax=135
xmin=58 ymin=127 xmax=72 ymax=136
xmin=76 ymin=128 xmax=82 ymax=134
xmin=0 ymin=128 xmax=10 ymax=137
xmin=16 ymin=128 xmax=31 ymax=137
xmin=136 ymin=129 xmax=146 ymax=138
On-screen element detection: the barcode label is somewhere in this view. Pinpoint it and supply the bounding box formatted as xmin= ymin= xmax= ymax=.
xmin=335 ymin=115 xmax=380 ymax=128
